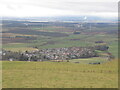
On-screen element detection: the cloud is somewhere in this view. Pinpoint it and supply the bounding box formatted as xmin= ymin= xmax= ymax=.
xmin=0 ymin=0 xmax=118 ymax=17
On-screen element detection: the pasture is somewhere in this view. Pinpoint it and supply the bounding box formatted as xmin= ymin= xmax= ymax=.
xmin=69 ymin=57 xmax=108 ymax=64
xmin=2 ymin=60 xmax=118 ymax=88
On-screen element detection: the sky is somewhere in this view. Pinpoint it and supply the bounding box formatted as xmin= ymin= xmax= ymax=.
xmin=0 ymin=0 xmax=119 ymax=17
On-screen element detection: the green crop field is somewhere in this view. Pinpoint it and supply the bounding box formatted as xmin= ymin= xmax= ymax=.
xmin=2 ymin=60 xmax=118 ymax=88
xmin=3 ymin=33 xmax=118 ymax=59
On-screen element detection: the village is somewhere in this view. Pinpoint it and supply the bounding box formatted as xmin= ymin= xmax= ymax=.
xmin=1 ymin=45 xmax=113 ymax=63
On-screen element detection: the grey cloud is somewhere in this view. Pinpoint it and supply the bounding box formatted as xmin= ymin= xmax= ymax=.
xmin=0 ymin=0 xmax=118 ymax=17
xmin=26 ymin=1 xmax=117 ymax=14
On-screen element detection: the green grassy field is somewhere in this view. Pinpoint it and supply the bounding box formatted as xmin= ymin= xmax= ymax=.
xmin=69 ymin=57 xmax=108 ymax=64
xmin=0 ymin=61 xmax=2 ymax=89
xmin=2 ymin=60 xmax=118 ymax=88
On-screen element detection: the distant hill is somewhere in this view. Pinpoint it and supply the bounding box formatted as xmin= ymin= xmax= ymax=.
xmin=2 ymin=16 xmax=117 ymax=22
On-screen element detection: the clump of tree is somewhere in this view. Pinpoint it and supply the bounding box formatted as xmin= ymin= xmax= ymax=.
xmin=95 ymin=41 xmax=104 ymax=43
xmin=94 ymin=45 xmax=109 ymax=51
xmin=19 ymin=54 xmax=28 ymax=61
xmin=2 ymin=51 xmax=29 ymax=61
xmin=73 ymin=31 xmax=81 ymax=34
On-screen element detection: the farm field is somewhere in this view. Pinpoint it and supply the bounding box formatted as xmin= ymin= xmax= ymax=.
xmin=1 ymin=20 xmax=118 ymax=88
xmin=2 ymin=21 xmax=118 ymax=52
xmin=2 ymin=59 xmax=118 ymax=88
xmin=3 ymin=33 xmax=118 ymax=59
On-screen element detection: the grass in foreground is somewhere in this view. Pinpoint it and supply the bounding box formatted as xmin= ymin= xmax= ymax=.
xmin=2 ymin=60 xmax=118 ymax=88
